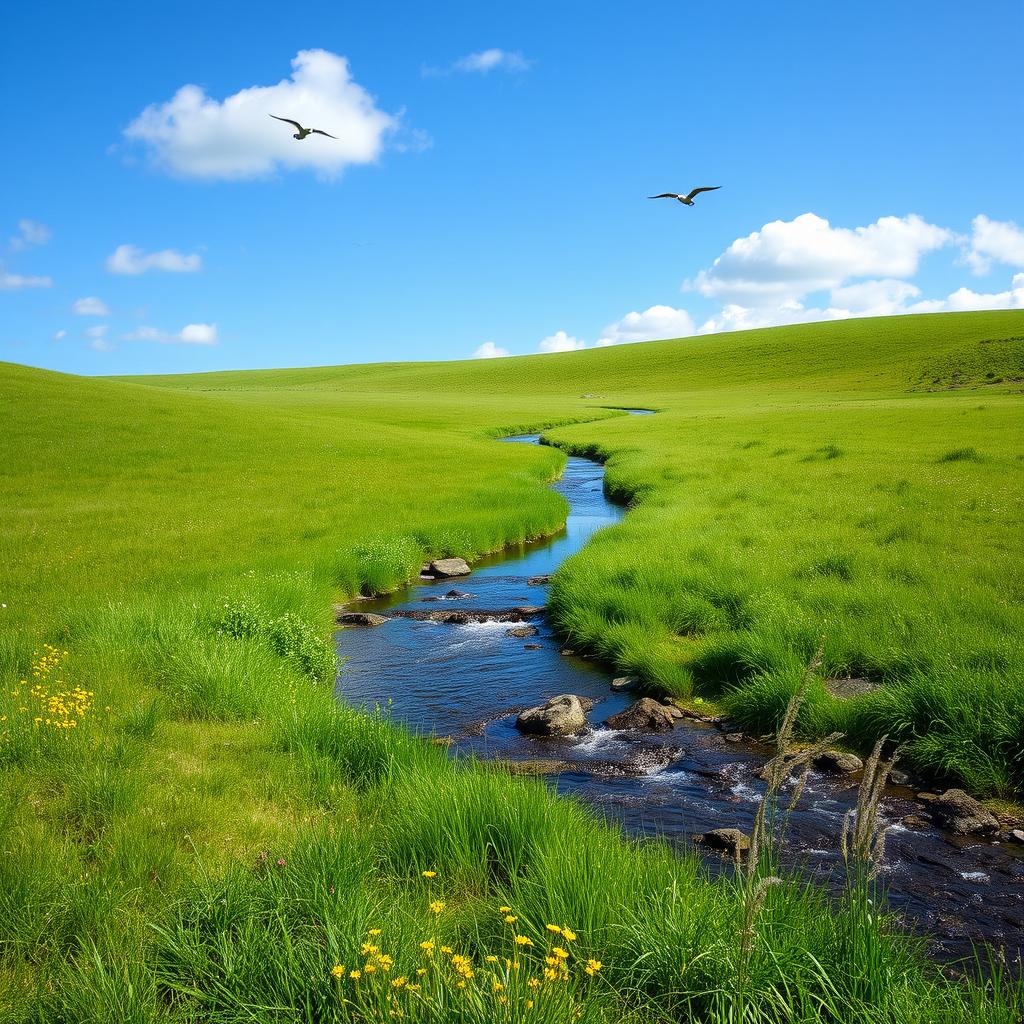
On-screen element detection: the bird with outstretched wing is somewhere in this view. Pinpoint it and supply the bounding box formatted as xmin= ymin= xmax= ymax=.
xmin=269 ymin=114 xmax=337 ymax=141
xmin=648 ymin=186 xmax=721 ymax=206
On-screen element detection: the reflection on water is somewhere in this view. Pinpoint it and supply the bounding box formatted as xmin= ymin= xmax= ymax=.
xmin=335 ymin=432 xmax=1024 ymax=967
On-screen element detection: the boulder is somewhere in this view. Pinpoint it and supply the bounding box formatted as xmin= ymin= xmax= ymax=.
xmin=900 ymin=814 xmax=933 ymax=831
xmin=507 ymin=625 xmax=539 ymax=638
xmin=610 ymin=676 xmax=638 ymax=692
xmin=516 ymin=694 xmax=594 ymax=737
xmin=427 ymin=557 xmax=471 ymax=578
xmin=928 ymin=789 xmax=999 ymax=835
xmin=527 ymin=574 xmax=553 ymax=586
xmin=604 ymin=697 xmax=677 ymax=733
xmin=813 ymin=750 xmax=864 ymax=774
xmin=336 ymin=611 xmax=390 ymax=627
xmin=699 ymin=828 xmax=750 ymax=856
xmin=1009 ymin=829 xmax=1024 ymax=845
xmin=725 ymin=732 xmax=744 ymax=743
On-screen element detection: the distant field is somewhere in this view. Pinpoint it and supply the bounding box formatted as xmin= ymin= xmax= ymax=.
xmin=2 ymin=310 xmax=1023 ymax=1021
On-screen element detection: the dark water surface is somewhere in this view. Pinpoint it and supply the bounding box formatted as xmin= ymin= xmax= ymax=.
xmin=335 ymin=426 xmax=1023 ymax=967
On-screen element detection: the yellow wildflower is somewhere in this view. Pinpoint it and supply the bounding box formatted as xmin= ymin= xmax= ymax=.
xmin=419 ymin=940 xmax=435 ymax=953
xmin=440 ymin=945 xmax=453 ymax=954
xmin=367 ymin=928 xmax=382 ymax=936
xmin=545 ymin=924 xmax=562 ymax=935
xmin=429 ymin=900 xmax=445 ymax=914
xmin=485 ymin=955 xmax=498 ymax=963
xmin=504 ymin=914 xmax=517 ymax=924
xmin=585 ymin=958 xmax=602 ymax=975
xmin=528 ymin=978 xmax=540 ymax=989
xmin=364 ymin=963 xmax=378 ymax=974
xmin=361 ymin=942 xmax=380 ymax=956
xmin=561 ymin=926 xmax=577 ymax=941
xmin=391 ymin=976 xmax=407 ymax=988
xmin=514 ymin=935 xmax=533 ymax=947
xmin=416 ymin=968 xmax=428 ymax=977
xmin=331 ymin=965 xmax=346 ymax=978
xmin=422 ymin=870 xmax=436 ymax=878
xmin=552 ymin=947 xmax=569 ymax=960
xmin=498 ymin=905 xmax=512 ymax=913
xmin=350 ymin=970 xmax=362 ymax=980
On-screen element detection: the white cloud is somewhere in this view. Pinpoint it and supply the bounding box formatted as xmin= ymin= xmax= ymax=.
xmin=122 ymin=322 xmax=219 ymax=345
xmin=124 ymin=49 xmax=397 ymax=180
xmin=940 ymin=273 xmax=1024 ymax=311
xmin=472 ymin=341 xmax=510 ymax=358
xmin=85 ymin=325 xmax=110 ymax=351
xmin=426 ymin=49 xmax=531 ymax=76
xmin=596 ymin=305 xmax=695 ymax=347
xmin=962 ymin=215 xmax=1024 ymax=275
xmin=827 ymin=278 xmax=923 ymax=315
xmin=538 ymin=330 xmax=585 ymax=353
xmin=9 ymin=219 xmax=51 ymax=251
xmin=52 ymin=329 xmax=66 ymax=341
xmin=107 ymin=244 xmax=202 ymax=275
xmin=73 ymin=296 xmax=110 ymax=315
xmin=0 ymin=270 xmax=53 ymax=290
xmin=687 ymin=213 xmax=952 ymax=306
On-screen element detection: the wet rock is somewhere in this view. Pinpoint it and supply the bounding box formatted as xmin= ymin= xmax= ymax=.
xmin=426 ymin=557 xmax=471 ymax=578
xmin=604 ymin=697 xmax=676 ymax=733
xmin=493 ymin=758 xmax=573 ymax=776
xmin=524 ymin=643 xmax=542 ymax=650
xmin=889 ymin=769 xmax=911 ymax=787
xmin=824 ymin=676 xmax=878 ymax=699
xmin=928 ymin=789 xmax=999 ymax=836
xmin=699 ymin=828 xmax=750 ymax=856
xmin=917 ymin=792 xmax=939 ymax=803
xmin=336 ymin=611 xmax=390 ymax=627
xmin=516 ymin=694 xmax=593 ymax=737
xmin=663 ymin=705 xmax=684 ymax=720
xmin=1009 ymin=829 xmax=1024 ymax=845
xmin=901 ymin=814 xmax=933 ymax=831
xmin=560 ymin=648 xmax=576 ymax=656
xmin=507 ymin=625 xmax=539 ymax=638
xmin=392 ymin=607 xmax=542 ymax=624
xmin=725 ymin=732 xmax=744 ymax=743
xmin=675 ymin=706 xmax=721 ymax=724
xmin=527 ymin=574 xmax=553 ymax=586
xmin=813 ymin=750 xmax=864 ymax=774
xmin=610 ymin=676 xmax=638 ymax=692
xmin=422 ymin=589 xmax=475 ymax=602
xmin=717 ymin=718 xmax=743 ymax=733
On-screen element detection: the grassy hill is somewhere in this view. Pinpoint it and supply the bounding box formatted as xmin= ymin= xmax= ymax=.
xmin=2 ymin=310 xmax=1023 ymax=1021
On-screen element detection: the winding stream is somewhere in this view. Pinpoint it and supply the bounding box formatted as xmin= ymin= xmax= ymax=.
xmin=335 ymin=420 xmax=1023 ymax=967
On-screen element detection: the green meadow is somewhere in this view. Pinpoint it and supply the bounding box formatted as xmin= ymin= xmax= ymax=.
xmin=1 ymin=310 xmax=1023 ymax=1021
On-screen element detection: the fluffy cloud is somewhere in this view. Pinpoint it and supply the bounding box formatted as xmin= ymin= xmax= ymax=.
xmin=472 ymin=341 xmax=510 ymax=358
xmin=73 ymin=296 xmax=110 ymax=315
xmin=122 ymin=323 xmax=218 ymax=345
xmin=687 ymin=213 xmax=952 ymax=306
xmin=426 ymin=49 xmax=531 ymax=76
xmin=52 ymin=329 xmax=66 ymax=341
xmin=0 ymin=270 xmax=53 ymax=290
xmin=940 ymin=273 xmax=1024 ymax=311
xmin=107 ymin=244 xmax=202 ymax=275
xmin=827 ymin=278 xmax=924 ymax=315
xmin=596 ymin=305 xmax=695 ymax=347
xmin=124 ymin=50 xmax=397 ymax=180
xmin=962 ymin=215 xmax=1024 ymax=275
xmin=85 ymin=325 xmax=112 ymax=351
xmin=9 ymin=219 xmax=51 ymax=251
xmin=538 ymin=330 xmax=585 ymax=353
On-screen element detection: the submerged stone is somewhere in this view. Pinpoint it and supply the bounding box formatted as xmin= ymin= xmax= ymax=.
xmin=336 ymin=611 xmax=390 ymax=626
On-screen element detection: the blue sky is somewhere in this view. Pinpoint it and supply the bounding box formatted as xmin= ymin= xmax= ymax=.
xmin=2 ymin=0 xmax=1023 ymax=376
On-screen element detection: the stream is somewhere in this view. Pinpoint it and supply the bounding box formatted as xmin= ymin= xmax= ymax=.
xmin=335 ymin=420 xmax=1023 ymax=968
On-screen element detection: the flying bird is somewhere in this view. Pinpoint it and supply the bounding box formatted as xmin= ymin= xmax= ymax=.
xmin=648 ymin=186 xmax=721 ymax=206
xmin=269 ymin=115 xmax=337 ymax=140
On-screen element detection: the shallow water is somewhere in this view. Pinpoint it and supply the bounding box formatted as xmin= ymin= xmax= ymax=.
xmin=335 ymin=427 xmax=1023 ymax=968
